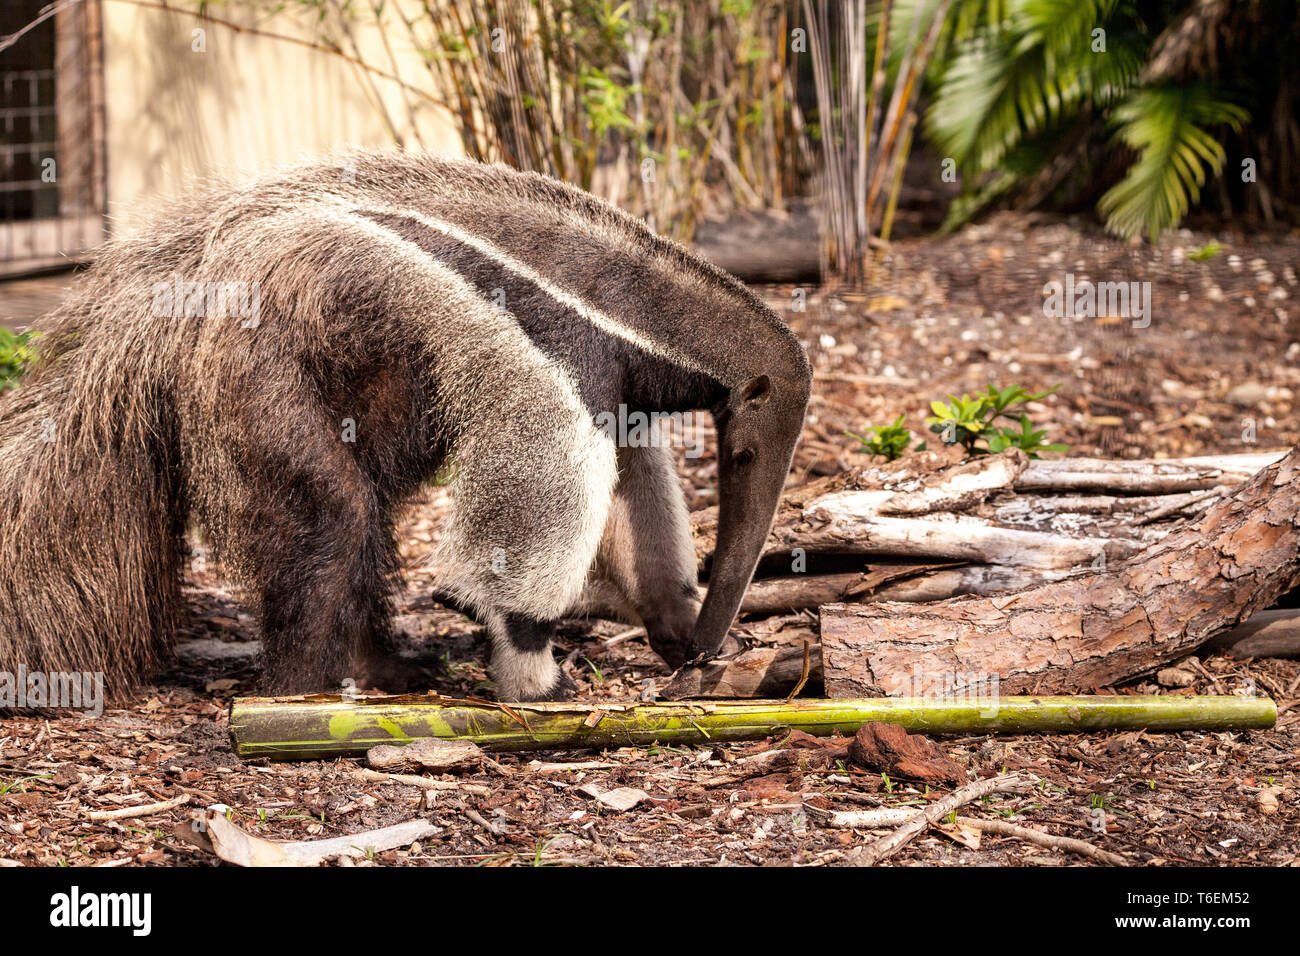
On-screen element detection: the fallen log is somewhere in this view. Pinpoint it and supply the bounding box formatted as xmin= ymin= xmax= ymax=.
xmin=228 ymin=694 xmax=1274 ymax=760
xmin=1013 ymin=452 xmax=1284 ymax=494
xmin=665 ymin=601 xmax=1300 ymax=701
xmin=1208 ymin=608 xmax=1300 ymax=659
xmin=821 ymin=447 xmax=1300 ymax=697
xmin=688 ymin=451 xmax=1285 ymax=574
xmin=691 ymin=203 xmax=822 ymax=283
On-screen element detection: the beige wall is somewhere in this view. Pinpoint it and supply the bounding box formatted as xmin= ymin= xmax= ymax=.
xmin=102 ymin=2 xmax=464 ymax=233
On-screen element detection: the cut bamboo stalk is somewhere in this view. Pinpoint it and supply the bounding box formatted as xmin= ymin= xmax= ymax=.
xmin=228 ymin=694 xmax=1275 ymax=761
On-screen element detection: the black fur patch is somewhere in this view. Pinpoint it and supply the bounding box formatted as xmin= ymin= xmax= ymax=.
xmin=502 ymin=612 xmax=557 ymax=653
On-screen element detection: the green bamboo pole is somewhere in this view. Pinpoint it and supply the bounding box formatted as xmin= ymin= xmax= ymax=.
xmin=228 ymin=694 xmax=1276 ymax=761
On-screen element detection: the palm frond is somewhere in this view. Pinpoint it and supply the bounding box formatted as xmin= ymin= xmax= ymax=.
xmin=1098 ymin=84 xmax=1246 ymax=241
xmin=925 ymin=0 xmax=1139 ymax=173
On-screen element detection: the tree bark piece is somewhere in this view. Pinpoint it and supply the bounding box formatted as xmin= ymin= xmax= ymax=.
xmin=366 ymin=737 xmax=483 ymax=774
xmin=847 ymin=722 xmax=963 ymax=784
xmin=821 ymin=447 xmax=1300 ymax=697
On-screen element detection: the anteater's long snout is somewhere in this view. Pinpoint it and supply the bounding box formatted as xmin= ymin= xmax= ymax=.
xmin=690 ymin=366 xmax=810 ymax=660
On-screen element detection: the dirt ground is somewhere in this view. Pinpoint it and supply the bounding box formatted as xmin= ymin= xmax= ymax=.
xmin=2 ymin=214 xmax=1299 ymax=867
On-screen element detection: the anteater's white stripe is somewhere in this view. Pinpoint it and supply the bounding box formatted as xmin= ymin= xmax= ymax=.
xmin=338 ymin=209 xmax=591 ymax=415
xmin=352 ymin=203 xmax=717 ymax=382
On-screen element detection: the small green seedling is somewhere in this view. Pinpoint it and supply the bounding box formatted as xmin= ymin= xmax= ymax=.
xmin=985 ymin=413 xmax=1069 ymax=457
xmin=847 ymin=414 xmax=923 ymax=461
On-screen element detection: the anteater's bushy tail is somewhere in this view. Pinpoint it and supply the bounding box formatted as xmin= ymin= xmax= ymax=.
xmin=0 ymin=270 xmax=188 ymax=699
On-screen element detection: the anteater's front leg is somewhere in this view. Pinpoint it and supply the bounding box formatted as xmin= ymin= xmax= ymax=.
xmin=594 ymin=443 xmax=701 ymax=669
xmin=487 ymin=612 xmax=577 ymax=702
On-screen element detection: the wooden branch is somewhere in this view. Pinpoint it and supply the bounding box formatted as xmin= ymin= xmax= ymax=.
xmin=355 ymin=768 xmax=490 ymax=795
xmin=86 ymin=793 xmax=190 ymax=821
xmin=577 ymin=563 xmax=961 ymax=620
xmin=954 ymin=815 xmax=1129 ymax=866
xmin=741 ymin=572 xmax=884 ymax=614
xmin=177 ymin=809 xmax=436 ymax=866
xmin=822 ymin=806 xmax=919 ymax=828
xmin=1014 ymin=452 xmax=1283 ymax=494
xmin=688 ymin=451 xmax=1274 ymax=574
xmin=821 ymin=447 xmax=1300 ymax=697
xmin=843 ymin=774 xmax=1033 ymax=866
xmin=660 ymin=642 xmax=818 ymax=699
xmin=791 ymin=507 xmax=1134 ymax=569
xmin=824 ymin=806 xmax=1127 ymax=864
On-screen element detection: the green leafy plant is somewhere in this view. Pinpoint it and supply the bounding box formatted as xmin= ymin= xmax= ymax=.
xmin=1097 ymin=85 xmax=1246 ymax=242
xmin=985 ymin=413 xmax=1070 ymax=457
xmin=1187 ymin=241 xmax=1222 ymax=261
xmin=269 ymin=0 xmax=811 ymax=242
xmin=925 ymin=383 xmax=1067 ymax=457
xmin=0 ymin=328 xmax=38 ymax=392
xmin=0 ymin=774 xmax=50 ymax=795
xmin=846 ymin=414 xmax=924 ymax=461
xmin=923 ymin=0 xmax=1273 ymax=241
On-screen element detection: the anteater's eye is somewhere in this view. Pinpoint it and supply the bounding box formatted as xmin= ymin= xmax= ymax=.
xmin=734 ymin=447 xmax=756 ymax=467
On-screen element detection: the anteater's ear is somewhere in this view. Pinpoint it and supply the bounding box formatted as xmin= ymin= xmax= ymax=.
xmin=739 ymin=374 xmax=772 ymax=408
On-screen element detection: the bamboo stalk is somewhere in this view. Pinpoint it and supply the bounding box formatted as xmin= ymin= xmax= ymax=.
xmin=228 ymin=694 xmax=1276 ymax=761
